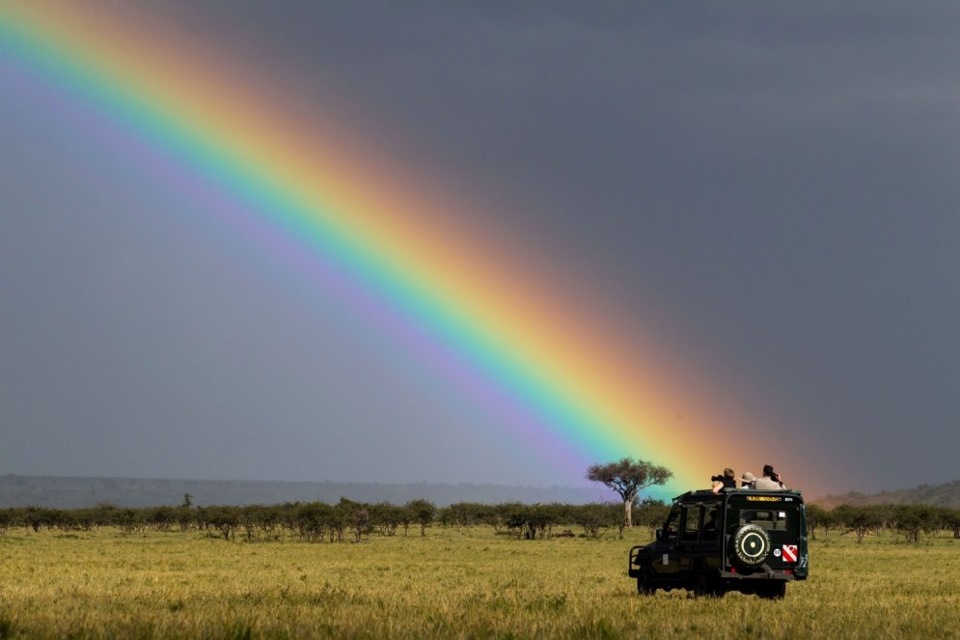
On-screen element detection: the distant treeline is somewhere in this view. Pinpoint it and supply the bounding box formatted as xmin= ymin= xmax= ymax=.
xmin=816 ymin=479 xmax=960 ymax=510
xmin=2 ymin=501 xmax=957 ymax=544
xmin=0 ymin=499 xmax=666 ymax=542
xmin=806 ymin=503 xmax=960 ymax=543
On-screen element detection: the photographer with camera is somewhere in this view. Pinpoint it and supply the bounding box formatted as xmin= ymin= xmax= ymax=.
xmin=711 ymin=467 xmax=737 ymax=493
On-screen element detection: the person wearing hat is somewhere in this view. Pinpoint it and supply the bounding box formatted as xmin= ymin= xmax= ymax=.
xmin=740 ymin=471 xmax=756 ymax=489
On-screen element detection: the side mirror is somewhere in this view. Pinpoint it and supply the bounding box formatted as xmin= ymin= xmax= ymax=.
xmin=655 ymin=528 xmax=663 ymax=542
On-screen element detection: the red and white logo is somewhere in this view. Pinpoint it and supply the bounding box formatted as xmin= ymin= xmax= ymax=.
xmin=781 ymin=544 xmax=799 ymax=563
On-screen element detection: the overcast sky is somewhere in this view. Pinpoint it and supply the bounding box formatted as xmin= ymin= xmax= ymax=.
xmin=2 ymin=2 xmax=959 ymax=496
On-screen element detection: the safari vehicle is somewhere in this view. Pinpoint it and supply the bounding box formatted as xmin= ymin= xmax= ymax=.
xmin=628 ymin=488 xmax=808 ymax=598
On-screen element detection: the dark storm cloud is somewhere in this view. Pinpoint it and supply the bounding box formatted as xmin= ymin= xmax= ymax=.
xmin=178 ymin=1 xmax=960 ymax=486
xmin=3 ymin=2 xmax=959 ymax=491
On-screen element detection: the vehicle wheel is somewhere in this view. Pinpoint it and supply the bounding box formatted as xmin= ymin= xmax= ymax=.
xmin=692 ymin=569 xmax=725 ymax=598
xmin=758 ymin=582 xmax=786 ymax=599
xmin=732 ymin=524 xmax=772 ymax=567
xmin=637 ymin=568 xmax=656 ymax=595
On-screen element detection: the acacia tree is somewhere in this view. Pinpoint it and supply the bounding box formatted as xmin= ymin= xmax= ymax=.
xmin=405 ymin=499 xmax=437 ymax=537
xmin=586 ymin=458 xmax=673 ymax=527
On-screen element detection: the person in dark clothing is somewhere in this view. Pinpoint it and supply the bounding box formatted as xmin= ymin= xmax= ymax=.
xmin=722 ymin=467 xmax=737 ymax=488
xmin=711 ymin=467 xmax=737 ymax=493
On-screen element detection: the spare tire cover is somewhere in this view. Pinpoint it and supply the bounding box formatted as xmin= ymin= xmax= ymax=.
xmin=732 ymin=524 xmax=771 ymax=566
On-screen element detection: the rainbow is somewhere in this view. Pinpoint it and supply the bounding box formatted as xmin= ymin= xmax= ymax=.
xmin=0 ymin=3 xmax=789 ymax=495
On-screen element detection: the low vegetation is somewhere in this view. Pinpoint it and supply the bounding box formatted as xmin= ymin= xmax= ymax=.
xmin=1 ymin=501 xmax=959 ymax=638
xmin=817 ymin=479 xmax=960 ymax=510
xmin=0 ymin=500 xmax=643 ymax=543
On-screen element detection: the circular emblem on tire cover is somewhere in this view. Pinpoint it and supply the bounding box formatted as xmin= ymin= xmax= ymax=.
xmin=733 ymin=524 xmax=771 ymax=566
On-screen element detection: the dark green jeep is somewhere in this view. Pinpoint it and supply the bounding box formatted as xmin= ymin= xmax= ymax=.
xmin=628 ymin=489 xmax=808 ymax=598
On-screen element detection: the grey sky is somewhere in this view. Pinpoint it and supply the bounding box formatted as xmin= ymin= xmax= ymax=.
xmin=2 ymin=2 xmax=959 ymax=495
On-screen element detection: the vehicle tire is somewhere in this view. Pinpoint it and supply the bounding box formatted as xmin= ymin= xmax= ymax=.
xmin=637 ymin=568 xmax=656 ymax=595
xmin=692 ymin=569 xmax=725 ymax=598
xmin=758 ymin=582 xmax=786 ymax=599
xmin=732 ymin=524 xmax=772 ymax=567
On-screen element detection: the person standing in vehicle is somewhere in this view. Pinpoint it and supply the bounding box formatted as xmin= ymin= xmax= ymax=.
xmin=722 ymin=467 xmax=737 ymax=489
xmin=712 ymin=468 xmax=737 ymax=493
xmin=754 ymin=464 xmax=785 ymax=490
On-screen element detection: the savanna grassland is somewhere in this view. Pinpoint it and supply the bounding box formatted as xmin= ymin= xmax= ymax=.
xmin=2 ymin=524 xmax=960 ymax=639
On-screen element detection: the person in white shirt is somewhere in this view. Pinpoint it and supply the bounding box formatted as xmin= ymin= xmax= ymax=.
xmin=753 ymin=464 xmax=785 ymax=490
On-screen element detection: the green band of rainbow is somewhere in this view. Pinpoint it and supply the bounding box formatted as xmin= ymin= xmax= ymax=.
xmin=1 ymin=3 xmax=781 ymax=494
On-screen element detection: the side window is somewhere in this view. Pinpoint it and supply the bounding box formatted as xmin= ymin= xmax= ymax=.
xmin=683 ymin=506 xmax=702 ymax=541
xmin=662 ymin=505 xmax=681 ymax=540
xmin=702 ymin=506 xmax=721 ymax=540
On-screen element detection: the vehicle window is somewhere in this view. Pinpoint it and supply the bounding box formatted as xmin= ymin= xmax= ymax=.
xmin=662 ymin=505 xmax=681 ymax=540
xmin=739 ymin=509 xmax=791 ymax=532
xmin=683 ymin=506 xmax=702 ymax=541
xmin=702 ymin=507 xmax=720 ymax=540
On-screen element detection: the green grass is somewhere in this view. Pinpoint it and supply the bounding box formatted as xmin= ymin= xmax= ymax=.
xmin=1 ymin=527 xmax=958 ymax=638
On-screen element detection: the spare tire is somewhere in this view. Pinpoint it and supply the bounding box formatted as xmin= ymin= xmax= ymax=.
xmin=732 ymin=524 xmax=771 ymax=567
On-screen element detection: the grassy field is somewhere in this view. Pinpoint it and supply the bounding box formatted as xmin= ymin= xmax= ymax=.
xmin=1 ymin=525 xmax=959 ymax=639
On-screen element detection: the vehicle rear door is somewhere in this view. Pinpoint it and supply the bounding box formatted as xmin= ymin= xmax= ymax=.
xmin=728 ymin=493 xmax=804 ymax=572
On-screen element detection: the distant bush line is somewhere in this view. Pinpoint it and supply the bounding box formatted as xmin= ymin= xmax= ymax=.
xmin=1 ymin=500 xmax=957 ymax=544
xmin=0 ymin=499 xmax=661 ymax=542
xmin=805 ymin=503 xmax=960 ymax=544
